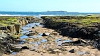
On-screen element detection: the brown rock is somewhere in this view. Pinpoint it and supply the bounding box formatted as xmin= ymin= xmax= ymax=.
xmin=14 ymin=24 xmax=20 ymax=34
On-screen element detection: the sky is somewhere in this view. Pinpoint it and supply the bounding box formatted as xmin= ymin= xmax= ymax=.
xmin=0 ymin=0 xmax=100 ymax=12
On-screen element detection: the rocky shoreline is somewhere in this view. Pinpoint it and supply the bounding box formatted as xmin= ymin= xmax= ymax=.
xmin=0 ymin=16 xmax=42 ymax=55
xmin=1 ymin=16 xmax=100 ymax=56
xmin=42 ymin=16 xmax=100 ymax=49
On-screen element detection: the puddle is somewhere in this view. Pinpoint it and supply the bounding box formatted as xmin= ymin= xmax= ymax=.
xmin=40 ymin=39 xmax=47 ymax=43
xmin=12 ymin=52 xmax=17 ymax=55
xmin=21 ymin=30 xmax=31 ymax=34
xmin=57 ymin=41 xmax=62 ymax=46
xmin=20 ymin=22 xmax=43 ymax=41
xmin=78 ymin=52 xmax=86 ymax=55
xmin=56 ymin=38 xmax=62 ymax=42
xmin=20 ymin=35 xmax=28 ymax=39
xmin=55 ymin=38 xmax=73 ymax=46
xmin=22 ymin=23 xmax=42 ymax=30
xmin=19 ymin=22 xmax=47 ymax=51
xmin=21 ymin=23 xmax=43 ymax=34
xmin=63 ymin=40 xmax=72 ymax=42
xmin=29 ymin=34 xmax=43 ymax=38
xmin=19 ymin=41 xmax=25 ymax=44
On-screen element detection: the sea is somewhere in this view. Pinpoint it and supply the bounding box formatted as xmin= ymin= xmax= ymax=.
xmin=0 ymin=11 xmax=100 ymax=17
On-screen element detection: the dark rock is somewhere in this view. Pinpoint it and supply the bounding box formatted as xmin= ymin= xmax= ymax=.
xmin=69 ymin=49 xmax=75 ymax=53
xmin=42 ymin=16 xmax=100 ymax=40
xmin=32 ymin=27 xmax=34 ymax=28
xmin=29 ymin=30 xmax=33 ymax=32
xmin=0 ymin=26 xmax=7 ymax=30
xmin=42 ymin=33 xmax=50 ymax=36
xmin=93 ymin=39 xmax=100 ymax=50
xmin=21 ymin=46 xmax=29 ymax=49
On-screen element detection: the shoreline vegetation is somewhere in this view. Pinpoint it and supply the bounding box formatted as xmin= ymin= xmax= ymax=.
xmin=1 ymin=15 xmax=100 ymax=56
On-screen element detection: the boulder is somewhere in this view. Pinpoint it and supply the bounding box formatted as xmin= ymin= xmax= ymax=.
xmin=14 ymin=24 xmax=20 ymax=34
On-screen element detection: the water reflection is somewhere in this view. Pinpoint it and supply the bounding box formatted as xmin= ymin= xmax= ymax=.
xmin=12 ymin=52 xmax=17 ymax=55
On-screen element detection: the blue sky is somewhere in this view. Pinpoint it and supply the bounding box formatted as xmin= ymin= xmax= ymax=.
xmin=0 ymin=0 xmax=100 ymax=12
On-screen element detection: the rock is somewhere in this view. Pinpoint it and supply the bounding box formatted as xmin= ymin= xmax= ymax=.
xmin=29 ymin=30 xmax=33 ymax=32
xmin=0 ymin=26 xmax=7 ymax=30
xmin=14 ymin=24 xmax=20 ymax=33
xmin=62 ymin=40 xmax=87 ymax=46
xmin=51 ymin=32 xmax=59 ymax=35
xmin=32 ymin=27 xmax=34 ymax=28
xmin=42 ymin=50 xmax=46 ymax=53
xmin=0 ymin=53 xmax=2 ymax=56
xmin=42 ymin=33 xmax=50 ymax=36
xmin=72 ymin=38 xmax=79 ymax=41
xmin=13 ymin=47 xmax=22 ymax=52
xmin=26 ymin=32 xmax=35 ymax=36
xmin=93 ymin=39 xmax=100 ymax=50
xmin=7 ymin=25 xmax=15 ymax=33
xmin=54 ymin=49 xmax=61 ymax=53
xmin=21 ymin=46 xmax=29 ymax=49
xmin=47 ymin=48 xmax=56 ymax=54
xmin=21 ymin=19 xmax=28 ymax=25
xmin=69 ymin=49 xmax=75 ymax=53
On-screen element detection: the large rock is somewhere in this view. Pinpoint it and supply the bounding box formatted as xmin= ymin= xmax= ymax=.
xmin=7 ymin=25 xmax=15 ymax=33
xmin=14 ymin=24 xmax=20 ymax=34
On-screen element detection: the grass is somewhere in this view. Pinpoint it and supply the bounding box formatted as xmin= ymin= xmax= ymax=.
xmin=0 ymin=17 xmax=19 ymax=26
xmin=43 ymin=16 xmax=100 ymax=27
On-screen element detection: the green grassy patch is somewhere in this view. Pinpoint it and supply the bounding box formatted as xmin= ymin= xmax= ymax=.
xmin=43 ymin=16 xmax=100 ymax=27
xmin=0 ymin=16 xmax=19 ymax=26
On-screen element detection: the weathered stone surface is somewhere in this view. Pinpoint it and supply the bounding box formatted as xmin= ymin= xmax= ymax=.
xmin=14 ymin=24 xmax=20 ymax=33
xmin=0 ymin=35 xmax=22 ymax=54
xmin=7 ymin=25 xmax=15 ymax=33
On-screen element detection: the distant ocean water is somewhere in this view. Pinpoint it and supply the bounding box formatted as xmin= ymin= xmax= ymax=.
xmin=0 ymin=11 xmax=100 ymax=17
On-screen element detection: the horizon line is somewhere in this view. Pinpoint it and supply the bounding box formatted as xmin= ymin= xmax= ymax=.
xmin=0 ymin=11 xmax=100 ymax=13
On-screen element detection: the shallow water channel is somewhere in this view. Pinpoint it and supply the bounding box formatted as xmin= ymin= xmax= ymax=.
xmin=10 ymin=22 xmax=73 ymax=55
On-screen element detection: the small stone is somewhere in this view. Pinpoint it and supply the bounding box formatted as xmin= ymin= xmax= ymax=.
xmin=42 ymin=33 xmax=50 ymax=36
xmin=32 ymin=27 xmax=34 ymax=28
xmin=21 ymin=46 xmax=29 ymax=49
xmin=69 ymin=49 xmax=75 ymax=53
